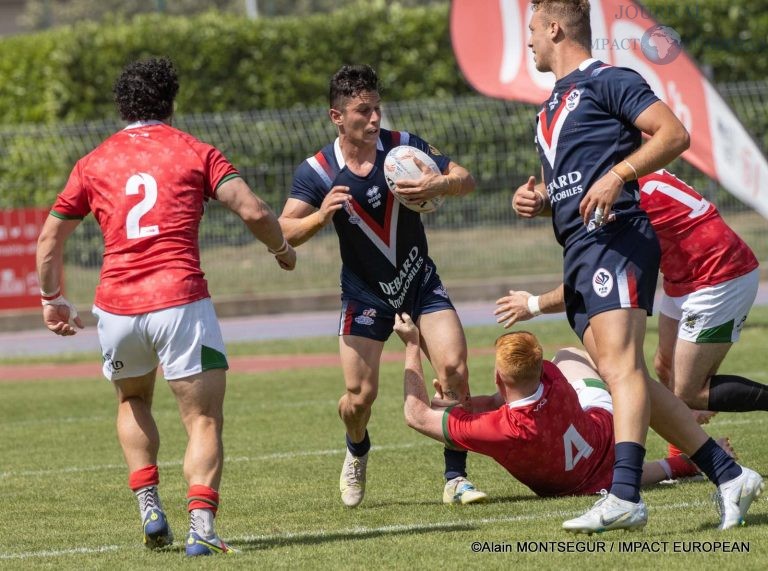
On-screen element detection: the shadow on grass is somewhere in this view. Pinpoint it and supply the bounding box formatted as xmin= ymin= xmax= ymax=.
xmin=236 ymin=522 xmax=479 ymax=552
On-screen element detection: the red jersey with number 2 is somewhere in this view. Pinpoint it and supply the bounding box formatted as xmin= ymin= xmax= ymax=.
xmin=51 ymin=121 xmax=239 ymax=315
xmin=445 ymin=361 xmax=614 ymax=497
xmin=639 ymin=170 xmax=758 ymax=297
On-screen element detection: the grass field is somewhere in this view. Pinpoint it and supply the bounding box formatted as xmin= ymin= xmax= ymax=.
xmin=2 ymin=309 xmax=768 ymax=569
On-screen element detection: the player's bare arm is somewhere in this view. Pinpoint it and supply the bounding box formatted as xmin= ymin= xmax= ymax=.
xmin=579 ymin=101 xmax=690 ymax=226
xmin=36 ymin=216 xmax=85 ymax=335
xmin=217 ymin=177 xmax=296 ymax=270
xmin=394 ymin=313 xmax=447 ymax=443
xmin=278 ymin=186 xmax=350 ymax=246
xmin=395 ymin=161 xmax=475 ymax=203
xmin=494 ymin=284 xmax=565 ymax=329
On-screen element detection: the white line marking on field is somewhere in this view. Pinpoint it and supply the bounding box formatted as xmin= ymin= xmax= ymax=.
xmin=0 ymin=442 xmax=430 ymax=479
xmin=0 ymin=545 xmax=120 ymax=560
xmin=709 ymin=417 xmax=767 ymax=427
xmin=0 ymin=500 xmax=714 ymax=560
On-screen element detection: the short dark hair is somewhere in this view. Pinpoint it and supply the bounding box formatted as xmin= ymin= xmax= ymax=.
xmin=329 ymin=64 xmax=379 ymax=110
xmin=113 ymin=57 xmax=179 ymax=122
xmin=532 ymin=0 xmax=592 ymax=50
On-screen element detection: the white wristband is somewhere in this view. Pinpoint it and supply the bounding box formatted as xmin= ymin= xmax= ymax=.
xmin=527 ymin=295 xmax=542 ymax=317
xmin=41 ymin=294 xmax=79 ymax=319
xmin=268 ymin=237 xmax=290 ymax=256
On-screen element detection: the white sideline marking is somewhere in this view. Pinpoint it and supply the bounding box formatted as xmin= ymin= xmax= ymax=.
xmin=0 ymin=500 xmax=713 ymax=560
xmin=0 ymin=442 xmax=430 ymax=479
xmin=0 ymin=545 xmax=120 ymax=560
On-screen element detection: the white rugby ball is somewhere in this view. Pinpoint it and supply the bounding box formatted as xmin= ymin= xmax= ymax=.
xmin=383 ymin=145 xmax=445 ymax=213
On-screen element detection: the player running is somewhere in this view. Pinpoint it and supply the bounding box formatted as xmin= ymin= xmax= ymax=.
xmin=278 ymin=64 xmax=486 ymax=507
xmin=36 ymin=57 xmax=296 ymax=555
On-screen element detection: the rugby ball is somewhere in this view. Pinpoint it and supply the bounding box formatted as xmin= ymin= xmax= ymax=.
xmin=383 ymin=145 xmax=445 ymax=213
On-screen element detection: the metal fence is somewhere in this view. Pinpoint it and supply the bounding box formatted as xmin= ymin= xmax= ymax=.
xmin=3 ymin=82 xmax=767 ymax=306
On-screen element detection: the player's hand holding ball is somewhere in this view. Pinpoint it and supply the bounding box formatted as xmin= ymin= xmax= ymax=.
xmin=384 ymin=146 xmax=446 ymax=213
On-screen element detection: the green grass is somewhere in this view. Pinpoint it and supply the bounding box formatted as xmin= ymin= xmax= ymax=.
xmin=2 ymin=311 xmax=768 ymax=569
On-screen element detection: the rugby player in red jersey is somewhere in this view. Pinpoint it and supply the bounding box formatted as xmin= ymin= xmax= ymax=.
xmin=36 ymin=57 xmax=295 ymax=555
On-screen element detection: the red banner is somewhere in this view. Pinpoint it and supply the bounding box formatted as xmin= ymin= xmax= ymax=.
xmin=451 ymin=0 xmax=768 ymax=219
xmin=0 ymin=208 xmax=50 ymax=310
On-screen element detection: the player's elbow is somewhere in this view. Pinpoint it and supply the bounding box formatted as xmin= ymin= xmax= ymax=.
xmin=403 ymin=401 xmax=425 ymax=431
xmin=670 ymin=125 xmax=690 ymax=155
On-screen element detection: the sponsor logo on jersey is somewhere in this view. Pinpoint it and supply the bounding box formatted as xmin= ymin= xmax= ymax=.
xmin=565 ymin=89 xmax=582 ymax=111
xmin=354 ymin=308 xmax=377 ymax=326
xmin=547 ymin=91 xmax=560 ymax=111
xmin=592 ymin=268 xmax=614 ymax=297
xmin=379 ymin=246 xmax=424 ymax=309
xmin=546 ymin=170 xmax=584 ymax=204
xmin=428 ymin=144 xmax=443 ymax=156
xmin=533 ymin=397 xmax=548 ymax=412
xmin=366 ymin=185 xmax=382 ymax=208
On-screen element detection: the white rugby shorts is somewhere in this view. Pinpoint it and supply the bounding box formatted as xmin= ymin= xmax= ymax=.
xmin=92 ymin=298 xmax=228 ymax=381
xmin=570 ymin=378 xmax=614 ymax=414
xmin=659 ymin=268 xmax=759 ymax=344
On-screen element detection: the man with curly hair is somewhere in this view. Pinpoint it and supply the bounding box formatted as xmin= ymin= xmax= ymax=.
xmin=36 ymin=57 xmax=296 ymax=555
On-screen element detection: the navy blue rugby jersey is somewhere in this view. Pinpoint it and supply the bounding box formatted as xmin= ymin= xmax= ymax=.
xmin=290 ymin=129 xmax=450 ymax=311
xmin=535 ymin=59 xmax=659 ymax=248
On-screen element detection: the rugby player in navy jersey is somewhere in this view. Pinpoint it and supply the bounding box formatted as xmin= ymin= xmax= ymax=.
xmin=510 ymin=0 xmax=762 ymax=532
xmin=278 ymin=64 xmax=486 ymax=508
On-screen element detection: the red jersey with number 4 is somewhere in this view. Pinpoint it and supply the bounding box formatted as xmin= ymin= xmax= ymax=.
xmin=444 ymin=361 xmax=614 ymax=497
xmin=639 ymin=170 xmax=758 ymax=297
xmin=51 ymin=121 xmax=239 ymax=315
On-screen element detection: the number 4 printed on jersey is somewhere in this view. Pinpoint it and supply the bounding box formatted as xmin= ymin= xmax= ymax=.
xmin=563 ymin=424 xmax=594 ymax=471
xmin=126 ymin=172 xmax=159 ymax=239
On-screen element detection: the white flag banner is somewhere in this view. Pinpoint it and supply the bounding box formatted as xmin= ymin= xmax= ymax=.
xmin=451 ymin=0 xmax=768 ymax=218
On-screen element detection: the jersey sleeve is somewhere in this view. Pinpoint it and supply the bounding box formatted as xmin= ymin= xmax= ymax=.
xmin=289 ymin=160 xmax=328 ymax=208
xmin=201 ymin=145 xmax=240 ymax=200
xmin=405 ymin=133 xmax=452 ymax=174
xmin=598 ymin=67 xmax=659 ymax=124
xmin=51 ymin=162 xmax=91 ymax=220
xmin=443 ymin=406 xmax=513 ymax=457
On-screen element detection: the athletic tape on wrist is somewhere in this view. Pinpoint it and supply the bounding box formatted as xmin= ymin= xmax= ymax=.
xmin=527 ymin=295 xmax=542 ymax=317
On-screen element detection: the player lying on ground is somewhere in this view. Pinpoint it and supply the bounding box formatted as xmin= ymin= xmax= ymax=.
xmin=394 ymin=314 xmax=754 ymax=530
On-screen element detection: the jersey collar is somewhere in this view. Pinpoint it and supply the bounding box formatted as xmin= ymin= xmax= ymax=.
xmin=507 ymin=382 xmax=544 ymax=409
xmin=123 ymin=120 xmax=165 ymax=130
xmin=578 ymin=57 xmax=599 ymax=71
xmin=333 ymin=136 xmax=385 ymax=169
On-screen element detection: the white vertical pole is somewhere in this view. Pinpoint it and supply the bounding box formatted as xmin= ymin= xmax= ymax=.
xmin=245 ymin=0 xmax=259 ymax=19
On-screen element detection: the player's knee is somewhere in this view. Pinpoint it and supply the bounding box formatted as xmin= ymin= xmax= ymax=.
xmin=673 ymin=380 xmax=702 ymax=407
xmin=346 ymin=385 xmax=378 ymax=411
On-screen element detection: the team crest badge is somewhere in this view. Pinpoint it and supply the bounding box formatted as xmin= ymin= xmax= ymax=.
xmin=565 ymin=89 xmax=582 ymax=111
xmin=682 ymin=312 xmax=701 ymax=332
xmin=592 ymin=268 xmax=613 ymax=298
